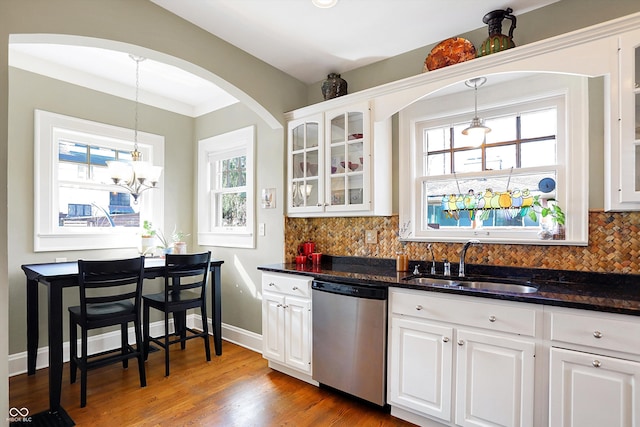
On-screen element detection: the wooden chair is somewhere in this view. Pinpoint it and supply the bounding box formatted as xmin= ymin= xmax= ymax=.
xmin=143 ymin=252 xmax=212 ymax=376
xmin=69 ymin=256 xmax=147 ymax=408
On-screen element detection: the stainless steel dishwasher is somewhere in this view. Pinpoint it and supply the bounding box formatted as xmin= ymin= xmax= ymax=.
xmin=312 ymin=280 xmax=388 ymax=406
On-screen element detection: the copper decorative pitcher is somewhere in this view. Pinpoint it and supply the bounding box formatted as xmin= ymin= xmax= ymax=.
xmin=478 ymin=8 xmax=517 ymax=57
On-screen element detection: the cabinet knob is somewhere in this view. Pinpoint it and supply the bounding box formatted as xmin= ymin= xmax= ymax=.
xmin=457 ymin=340 xmax=464 ymax=346
xmin=317 ymin=203 xmax=323 ymax=207
xmin=283 ymin=304 xmax=288 ymax=309
xmin=442 ymin=337 xmax=450 ymax=343
xmin=592 ymin=360 xmax=602 ymax=368
xmin=268 ymin=282 xmax=275 ymax=286
xmin=593 ymin=330 xmax=603 ymax=339
xmin=415 ymin=305 xmax=423 ymax=311
xmin=276 ymin=303 xmax=282 ymax=307
xmin=489 ymin=315 xmax=497 ymax=323
xmin=292 ymin=286 xmax=299 ymax=290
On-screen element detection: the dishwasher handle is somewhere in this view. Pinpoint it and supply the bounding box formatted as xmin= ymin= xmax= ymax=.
xmin=312 ymin=280 xmax=387 ymax=300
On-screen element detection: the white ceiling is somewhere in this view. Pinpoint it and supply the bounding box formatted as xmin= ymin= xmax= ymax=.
xmin=8 ymin=0 xmax=560 ymax=117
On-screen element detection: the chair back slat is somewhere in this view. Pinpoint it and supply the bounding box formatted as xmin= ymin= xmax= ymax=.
xmin=164 ymin=252 xmax=211 ymax=300
xmin=78 ymin=257 xmax=145 ymax=321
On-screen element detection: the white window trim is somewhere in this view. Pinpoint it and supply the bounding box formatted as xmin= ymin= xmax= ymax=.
xmin=34 ymin=110 xmax=165 ymax=252
xmin=399 ymin=74 xmax=589 ymax=246
xmin=197 ymin=125 xmax=255 ymax=249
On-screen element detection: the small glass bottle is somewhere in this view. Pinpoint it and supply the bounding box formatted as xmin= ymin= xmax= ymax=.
xmin=443 ymin=259 xmax=451 ymax=276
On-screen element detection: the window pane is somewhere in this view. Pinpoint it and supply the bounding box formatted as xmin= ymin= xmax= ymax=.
xmin=521 ymin=108 xmax=556 ymax=138
xmin=485 ymin=116 xmax=516 ymax=144
xmin=425 ymin=128 xmax=448 ymax=151
xmin=59 ymin=163 xmax=88 ymax=181
xmin=454 ymin=149 xmax=482 ymax=173
xmin=292 ymin=124 xmax=304 ymax=151
xmin=306 ymin=123 xmax=319 ymax=149
xmin=521 ymin=140 xmax=557 ymax=167
xmin=59 ymin=141 xmax=87 ymax=163
xmin=90 ymin=146 xmax=116 ymax=166
xmin=59 ymin=187 xmax=137 ymax=228
xmin=426 ymin=152 xmax=451 ymax=176
xmin=221 ymin=192 xmax=247 ymax=227
xmin=486 ymin=145 xmax=516 ymax=170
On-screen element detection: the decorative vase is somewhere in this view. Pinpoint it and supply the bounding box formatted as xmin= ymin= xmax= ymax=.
xmin=478 ymin=8 xmax=517 ymax=57
xmin=396 ymin=253 xmax=409 ymax=272
xmin=174 ymin=242 xmax=187 ymax=254
xmin=140 ymin=236 xmax=156 ymax=256
xmin=321 ymin=73 xmax=347 ymax=100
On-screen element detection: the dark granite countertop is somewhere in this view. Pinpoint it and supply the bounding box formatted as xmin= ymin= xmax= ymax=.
xmin=258 ymin=256 xmax=640 ymax=316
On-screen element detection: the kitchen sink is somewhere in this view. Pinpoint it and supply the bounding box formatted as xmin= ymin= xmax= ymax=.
xmin=403 ymin=276 xmax=538 ymax=294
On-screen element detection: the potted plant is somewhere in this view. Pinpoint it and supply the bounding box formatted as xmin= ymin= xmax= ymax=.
xmin=172 ymin=227 xmax=190 ymax=254
xmin=155 ymin=229 xmax=173 ymax=256
xmin=140 ymin=220 xmax=156 ymax=256
xmin=529 ymin=196 xmax=566 ymax=240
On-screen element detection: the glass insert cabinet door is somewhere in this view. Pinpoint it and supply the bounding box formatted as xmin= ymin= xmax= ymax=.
xmin=612 ymin=29 xmax=640 ymax=209
xmin=288 ymin=114 xmax=324 ymax=212
xmin=325 ymin=105 xmax=370 ymax=211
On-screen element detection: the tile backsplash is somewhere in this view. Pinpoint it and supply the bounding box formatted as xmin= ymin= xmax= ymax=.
xmin=284 ymin=211 xmax=640 ymax=274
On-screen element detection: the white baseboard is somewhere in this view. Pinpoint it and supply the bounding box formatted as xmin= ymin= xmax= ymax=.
xmin=9 ymin=316 xmax=262 ymax=377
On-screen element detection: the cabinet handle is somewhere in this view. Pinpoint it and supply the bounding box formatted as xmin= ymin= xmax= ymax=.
xmin=283 ymin=305 xmax=289 ymax=309
xmin=317 ymin=203 xmax=323 ymax=207
xmin=415 ymin=305 xmax=423 ymax=311
xmin=592 ymin=360 xmax=602 ymax=368
xmin=442 ymin=337 xmax=450 ymax=343
xmin=276 ymin=303 xmax=282 ymax=307
xmin=268 ymin=282 xmax=275 ymax=286
xmin=457 ymin=340 xmax=464 ymax=346
xmin=292 ymin=286 xmax=299 ymax=290
xmin=593 ymin=330 xmax=603 ymax=339
xmin=489 ymin=315 xmax=497 ymax=322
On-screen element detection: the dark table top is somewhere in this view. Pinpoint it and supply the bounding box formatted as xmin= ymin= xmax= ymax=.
xmin=259 ymin=256 xmax=640 ymax=316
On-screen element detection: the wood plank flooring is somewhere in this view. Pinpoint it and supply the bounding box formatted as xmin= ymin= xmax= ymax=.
xmin=10 ymin=339 xmax=416 ymax=426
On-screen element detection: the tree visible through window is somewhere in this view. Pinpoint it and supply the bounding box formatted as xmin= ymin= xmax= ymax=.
xmin=216 ymin=155 xmax=247 ymax=227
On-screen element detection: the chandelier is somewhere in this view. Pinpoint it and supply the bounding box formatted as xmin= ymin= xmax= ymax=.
xmin=106 ymin=55 xmax=162 ymax=203
xmin=462 ymin=77 xmax=491 ymax=144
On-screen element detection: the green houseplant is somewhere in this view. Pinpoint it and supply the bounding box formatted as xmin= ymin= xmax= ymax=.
xmin=529 ymin=196 xmax=566 ymax=240
xmin=140 ymin=220 xmax=157 ymax=255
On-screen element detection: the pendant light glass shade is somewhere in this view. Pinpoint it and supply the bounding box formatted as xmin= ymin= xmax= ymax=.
xmin=462 ymin=77 xmax=491 ymax=145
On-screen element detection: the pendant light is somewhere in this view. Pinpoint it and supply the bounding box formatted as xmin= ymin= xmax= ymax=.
xmin=462 ymin=77 xmax=491 ymax=144
xmin=106 ymin=55 xmax=162 ymax=203
xmin=312 ymin=0 xmax=338 ymax=8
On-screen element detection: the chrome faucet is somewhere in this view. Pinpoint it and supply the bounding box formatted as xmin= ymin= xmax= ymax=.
xmin=427 ymin=243 xmax=436 ymax=275
xmin=459 ymin=240 xmax=480 ymax=277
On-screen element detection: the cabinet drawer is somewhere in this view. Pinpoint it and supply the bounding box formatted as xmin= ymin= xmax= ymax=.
xmin=262 ymin=272 xmax=312 ymax=297
xmin=549 ymin=310 xmax=640 ymax=355
xmin=391 ymin=289 xmax=538 ymax=337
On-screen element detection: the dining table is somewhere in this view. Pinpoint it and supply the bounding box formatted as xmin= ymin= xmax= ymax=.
xmin=21 ymin=256 xmax=224 ymax=423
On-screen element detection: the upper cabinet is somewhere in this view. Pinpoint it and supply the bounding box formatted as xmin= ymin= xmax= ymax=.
xmin=607 ymin=28 xmax=640 ymax=210
xmin=287 ymin=101 xmax=391 ymax=217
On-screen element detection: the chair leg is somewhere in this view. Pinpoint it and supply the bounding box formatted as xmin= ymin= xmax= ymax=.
xmin=164 ymin=311 xmax=170 ymax=377
xmin=121 ymin=323 xmax=128 ymax=369
xmin=201 ymin=305 xmax=211 ymax=362
xmin=69 ymin=317 xmax=77 ymax=384
xmin=143 ymin=302 xmax=150 ymax=360
xmin=134 ymin=319 xmax=147 ymax=387
xmin=80 ymin=328 xmax=88 ymax=408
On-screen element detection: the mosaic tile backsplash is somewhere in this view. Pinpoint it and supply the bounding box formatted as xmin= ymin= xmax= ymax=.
xmin=284 ymin=211 xmax=640 ymax=274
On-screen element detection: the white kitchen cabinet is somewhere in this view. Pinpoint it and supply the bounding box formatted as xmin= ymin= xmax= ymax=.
xmin=388 ymin=288 xmax=538 ymax=427
xmin=549 ymin=347 xmax=640 ymax=427
xmin=547 ymin=307 xmax=640 ymax=427
xmin=261 ymin=272 xmax=315 ymax=384
xmin=607 ymin=28 xmax=640 ymax=210
xmin=389 ymin=317 xmax=453 ymax=421
xmin=286 ymin=101 xmax=391 ymax=217
xmin=455 ymin=329 xmax=535 ymax=427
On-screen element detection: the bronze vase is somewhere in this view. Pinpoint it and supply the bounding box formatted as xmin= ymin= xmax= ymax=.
xmin=321 ymin=73 xmax=347 ymax=100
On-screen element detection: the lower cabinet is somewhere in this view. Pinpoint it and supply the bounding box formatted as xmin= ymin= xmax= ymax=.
xmin=388 ymin=288 xmax=537 ymax=427
xmin=261 ymin=272 xmax=315 ymax=384
xmin=549 ymin=347 xmax=640 ymax=427
xmin=547 ymin=307 xmax=640 ymax=427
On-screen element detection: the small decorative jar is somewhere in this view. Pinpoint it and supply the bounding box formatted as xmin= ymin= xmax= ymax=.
xmin=396 ymin=252 xmax=409 ymax=272
xmin=478 ymin=8 xmax=517 ymax=57
xmin=321 ymin=73 xmax=348 ymax=100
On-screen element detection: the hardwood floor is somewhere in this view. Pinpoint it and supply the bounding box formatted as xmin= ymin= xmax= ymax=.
xmin=10 ymin=339 xmax=416 ymax=426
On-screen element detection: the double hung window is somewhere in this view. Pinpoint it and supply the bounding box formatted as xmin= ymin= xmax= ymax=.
xmin=399 ymin=74 xmax=589 ymax=245
xmin=198 ymin=126 xmax=255 ymax=248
